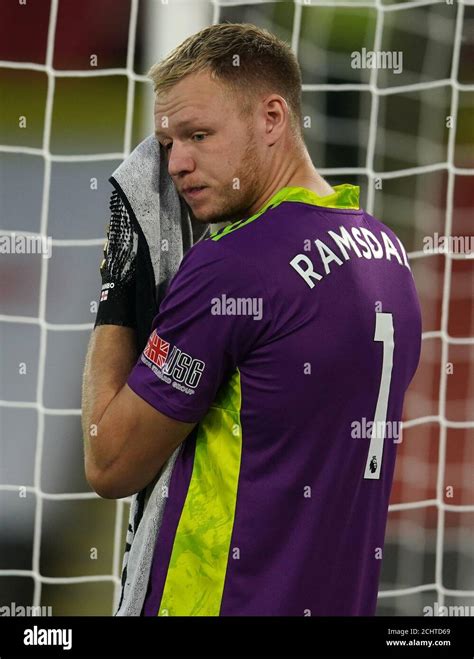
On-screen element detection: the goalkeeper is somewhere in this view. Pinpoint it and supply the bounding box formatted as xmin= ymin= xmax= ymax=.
xmin=82 ymin=23 xmax=421 ymax=616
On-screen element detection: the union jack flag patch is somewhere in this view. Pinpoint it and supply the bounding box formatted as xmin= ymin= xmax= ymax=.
xmin=143 ymin=330 xmax=170 ymax=369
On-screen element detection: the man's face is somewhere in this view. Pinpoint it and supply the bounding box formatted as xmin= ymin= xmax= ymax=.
xmin=154 ymin=70 xmax=263 ymax=224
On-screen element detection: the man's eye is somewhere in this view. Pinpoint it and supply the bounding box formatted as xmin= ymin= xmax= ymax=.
xmin=192 ymin=133 xmax=206 ymax=142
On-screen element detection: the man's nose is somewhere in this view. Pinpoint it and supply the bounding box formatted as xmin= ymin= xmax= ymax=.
xmin=167 ymin=142 xmax=195 ymax=177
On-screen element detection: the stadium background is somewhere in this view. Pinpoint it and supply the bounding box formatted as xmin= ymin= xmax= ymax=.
xmin=0 ymin=0 xmax=472 ymax=616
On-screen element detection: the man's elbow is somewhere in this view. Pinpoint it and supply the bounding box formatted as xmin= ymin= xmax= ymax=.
xmin=85 ymin=452 xmax=157 ymax=499
xmin=85 ymin=459 xmax=130 ymax=500
xmin=86 ymin=470 xmax=130 ymax=499
xmin=84 ymin=425 xmax=127 ymax=498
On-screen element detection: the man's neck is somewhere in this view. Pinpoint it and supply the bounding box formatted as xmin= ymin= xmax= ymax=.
xmin=249 ymin=154 xmax=335 ymax=216
xmin=285 ymin=172 xmax=335 ymax=198
xmin=284 ymin=149 xmax=335 ymax=197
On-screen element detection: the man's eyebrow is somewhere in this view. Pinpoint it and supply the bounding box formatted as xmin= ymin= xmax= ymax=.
xmin=155 ymin=119 xmax=202 ymax=139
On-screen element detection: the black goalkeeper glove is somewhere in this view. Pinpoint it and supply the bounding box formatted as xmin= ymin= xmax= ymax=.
xmin=94 ymin=189 xmax=138 ymax=329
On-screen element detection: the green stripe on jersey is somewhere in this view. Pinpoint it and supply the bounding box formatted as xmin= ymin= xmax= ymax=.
xmin=157 ymin=368 xmax=243 ymax=616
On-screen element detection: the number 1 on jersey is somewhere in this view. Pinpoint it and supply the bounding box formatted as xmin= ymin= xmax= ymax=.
xmin=364 ymin=312 xmax=394 ymax=480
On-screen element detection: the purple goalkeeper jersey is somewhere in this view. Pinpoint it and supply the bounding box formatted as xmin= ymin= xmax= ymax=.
xmin=126 ymin=184 xmax=422 ymax=616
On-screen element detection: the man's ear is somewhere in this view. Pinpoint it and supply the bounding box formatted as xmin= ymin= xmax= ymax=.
xmin=263 ymin=94 xmax=289 ymax=146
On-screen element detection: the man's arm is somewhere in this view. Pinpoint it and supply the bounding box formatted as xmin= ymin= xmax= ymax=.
xmin=83 ymin=191 xmax=195 ymax=499
xmin=82 ymin=325 xmax=196 ymax=499
xmin=81 ymin=325 xmax=137 ymax=488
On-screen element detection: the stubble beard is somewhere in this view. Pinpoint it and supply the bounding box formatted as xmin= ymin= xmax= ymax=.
xmin=191 ymin=136 xmax=263 ymax=225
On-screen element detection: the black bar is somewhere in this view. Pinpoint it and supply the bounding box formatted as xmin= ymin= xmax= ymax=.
xmin=0 ymin=616 xmax=472 ymax=658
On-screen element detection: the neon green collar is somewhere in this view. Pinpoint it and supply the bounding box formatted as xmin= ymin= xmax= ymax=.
xmin=262 ymin=184 xmax=360 ymax=212
xmin=210 ymin=184 xmax=360 ymax=242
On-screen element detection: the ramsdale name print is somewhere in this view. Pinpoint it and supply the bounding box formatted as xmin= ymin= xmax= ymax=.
xmin=0 ymin=232 xmax=52 ymax=258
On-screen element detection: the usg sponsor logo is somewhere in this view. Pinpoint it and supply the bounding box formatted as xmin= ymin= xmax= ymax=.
xmin=142 ymin=331 xmax=205 ymax=394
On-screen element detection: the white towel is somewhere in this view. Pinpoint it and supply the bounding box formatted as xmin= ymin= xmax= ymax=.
xmin=111 ymin=135 xmax=207 ymax=616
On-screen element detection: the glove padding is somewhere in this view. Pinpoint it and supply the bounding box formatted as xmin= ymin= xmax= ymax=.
xmin=94 ymin=189 xmax=138 ymax=329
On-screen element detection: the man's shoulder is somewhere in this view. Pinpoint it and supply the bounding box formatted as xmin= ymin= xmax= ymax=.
xmin=184 ymin=228 xmax=248 ymax=270
xmin=169 ymin=226 xmax=268 ymax=302
xmin=362 ymin=210 xmax=400 ymax=239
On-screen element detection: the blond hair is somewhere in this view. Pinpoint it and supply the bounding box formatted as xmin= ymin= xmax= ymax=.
xmin=148 ymin=23 xmax=303 ymax=136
